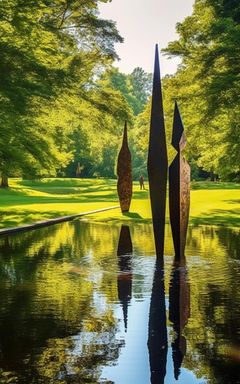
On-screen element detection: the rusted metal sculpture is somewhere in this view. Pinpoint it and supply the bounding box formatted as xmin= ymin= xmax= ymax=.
xmin=169 ymin=259 xmax=190 ymax=380
xmin=169 ymin=102 xmax=190 ymax=261
xmin=147 ymin=45 xmax=168 ymax=257
xmin=117 ymin=122 xmax=132 ymax=213
xmin=148 ymin=259 xmax=168 ymax=384
xmin=117 ymin=225 xmax=133 ymax=332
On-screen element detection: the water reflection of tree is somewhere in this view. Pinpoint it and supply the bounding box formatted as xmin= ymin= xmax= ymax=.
xmin=0 ymin=222 xmax=123 ymax=383
xmin=182 ymin=226 xmax=240 ymax=383
xmin=34 ymin=318 xmax=125 ymax=384
xmin=216 ymin=226 xmax=240 ymax=260
xmin=0 ymin=222 xmax=239 ymax=383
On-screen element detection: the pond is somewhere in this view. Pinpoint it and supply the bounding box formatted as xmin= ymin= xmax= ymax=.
xmin=0 ymin=221 xmax=239 ymax=384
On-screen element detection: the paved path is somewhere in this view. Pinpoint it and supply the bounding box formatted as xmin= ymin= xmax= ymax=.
xmin=0 ymin=206 xmax=120 ymax=236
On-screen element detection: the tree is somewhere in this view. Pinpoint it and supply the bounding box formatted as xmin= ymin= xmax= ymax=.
xmin=0 ymin=0 xmax=123 ymax=186
xmin=162 ymin=0 xmax=240 ymax=180
xmin=100 ymin=67 xmax=152 ymax=116
xmin=129 ymin=67 xmax=152 ymax=114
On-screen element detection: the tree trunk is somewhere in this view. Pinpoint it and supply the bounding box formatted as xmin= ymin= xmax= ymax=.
xmin=1 ymin=175 xmax=9 ymax=188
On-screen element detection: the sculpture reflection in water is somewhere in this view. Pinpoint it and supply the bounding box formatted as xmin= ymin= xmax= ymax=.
xmin=169 ymin=258 xmax=190 ymax=380
xmin=117 ymin=225 xmax=133 ymax=332
xmin=148 ymin=243 xmax=168 ymax=384
xmin=148 ymin=250 xmax=190 ymax=383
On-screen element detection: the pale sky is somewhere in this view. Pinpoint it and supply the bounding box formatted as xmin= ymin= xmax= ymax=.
xmin=99 ymin=0 xmax=194 ymax=76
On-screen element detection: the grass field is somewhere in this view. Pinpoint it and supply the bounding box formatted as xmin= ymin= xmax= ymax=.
xmin=0 ymin=178 xmax=239 ymax=229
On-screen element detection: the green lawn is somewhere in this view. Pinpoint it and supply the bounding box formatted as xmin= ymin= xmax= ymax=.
xmin=0 ymin=178 xmax=239 ymax=229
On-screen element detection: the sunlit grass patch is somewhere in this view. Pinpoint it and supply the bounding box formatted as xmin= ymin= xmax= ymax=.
xmin=0 ymin=178 xmax=239 ymax=228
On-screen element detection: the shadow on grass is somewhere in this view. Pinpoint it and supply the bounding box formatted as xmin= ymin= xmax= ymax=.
xmin=190 ymin=209 xmax=240 ymax=227
xmin=18 ymin=184 xmax=118 ymax=196
xmin=132 ymin=190 xmax=149 ymax=200
xmin=0 ymin=179 xmax=150 ymax=207
xmin=19 ymin=178 xmax=117 ymax=188
xmin=0 ymin=190 xmax=119 ymax=207
xmin=191 ymin=182 xmax=240 ymax=190
xmin=224 ymin=199 xmax=240 ymax=204
xmin=123 ymin=212 xmax=143 ymax=219
xmin=0 ymin=181 xmax=150 ymax=208
xmin=0 ymin=209 xmax=69 ymax=229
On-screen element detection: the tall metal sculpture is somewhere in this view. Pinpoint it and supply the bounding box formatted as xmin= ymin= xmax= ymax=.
xmin=147 ymin=45 xmax=168 ymax=257
xmin=169 ymin=102 xmax=190 ymax=261
xmin=117 ymin=225 xmax=133 ymax=332
xmin=117 ymin=122 xmax=132 ymax=213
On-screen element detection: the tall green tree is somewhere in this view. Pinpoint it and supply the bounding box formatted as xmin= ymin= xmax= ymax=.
xmin=162 ymin=0 xmax=240 ymax=180
xmin=100 ymin=67 xmax=152 ymax=116
xmin=129 ymin=67 xmax=152 ymax=115
xmin=63 ymin=84 xmax=133 ymax=178
xmin=0 ymin=0 xmax=123 ymax=186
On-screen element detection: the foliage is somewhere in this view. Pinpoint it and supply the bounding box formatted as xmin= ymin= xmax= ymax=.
xmin=0 ymin=0 xmax=152 ymax=183
xmin=100 ymin=66 xmax=152 ymax=116
xmin=162 ymin=0 xmax=240 ymax=180
xmin=0 ymin=0 xmax=126 ymax=184
xmin=1 ymin=0 xmax=239 ymax=184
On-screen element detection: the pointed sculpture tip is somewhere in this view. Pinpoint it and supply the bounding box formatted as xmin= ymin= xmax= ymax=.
xmin=153 ymin=44 xmax=160 ymax=78
xmin=154 ymin=44 xmax=159 ymax=60
xmin=123 ymin=121 xmax=128 ymax=143
xmin=124 ymin=121 xmax=127 ymax=134
xmin=172 ymin=102 xmax=186 ymax=150
xmin=175 ymin=101 xmax=181 ymax=116
xmin=174 ymin=102 xmax=183 ymax=127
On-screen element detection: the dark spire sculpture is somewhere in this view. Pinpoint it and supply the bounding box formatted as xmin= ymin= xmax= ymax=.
xmin=117 ymin=122 xmax=132 ymax=213
xmin=169 ymin=259 xmax=190 ymax=380
xmin=147 ymin=45 xmax=168 ymax=257
xmin=117 ymin=225 xmax=133 ymax=332
xmin=169 ymin=102 xmax=190 ymax=261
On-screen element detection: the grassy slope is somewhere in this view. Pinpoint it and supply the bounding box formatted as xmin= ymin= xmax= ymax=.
xmin=0 ymin=178 xmax=239 ymax=228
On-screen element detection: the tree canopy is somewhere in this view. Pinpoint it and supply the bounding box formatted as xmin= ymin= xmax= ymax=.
xmin=162 ymin=0 xmax=240 ymax=180
xmin=0 ymin=0 xmax=126 ymax=184
xmin=0 ymin=0 xmax=239 ymax=185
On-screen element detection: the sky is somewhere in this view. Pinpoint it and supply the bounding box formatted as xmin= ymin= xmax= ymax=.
xmin=99 ymin=0 xmax=194 ymax=76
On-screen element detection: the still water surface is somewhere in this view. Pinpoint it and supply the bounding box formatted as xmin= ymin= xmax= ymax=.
xmin=0 ymin=221 xmax=239 ymax=383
